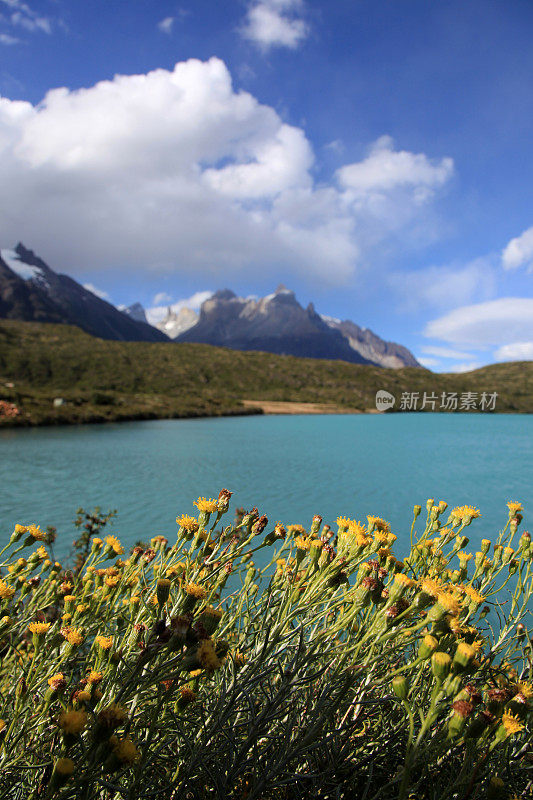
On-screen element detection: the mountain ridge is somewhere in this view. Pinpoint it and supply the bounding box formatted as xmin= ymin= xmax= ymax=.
xmin=0 ymin=244 xmax=168 ymax=343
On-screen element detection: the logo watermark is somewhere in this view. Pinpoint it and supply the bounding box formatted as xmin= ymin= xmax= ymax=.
xmin=375 ymin=390 xmax=396 ymax=412
xmin=375 ymin=390 xmax=498 ymax=412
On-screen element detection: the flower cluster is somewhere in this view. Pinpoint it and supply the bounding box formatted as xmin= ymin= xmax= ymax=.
xmin=0 ymin=494 xmax=530 ymax=800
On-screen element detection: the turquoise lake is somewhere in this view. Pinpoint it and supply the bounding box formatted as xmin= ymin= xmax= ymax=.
xmin=0 ymin=413 xmax=531 ymax=562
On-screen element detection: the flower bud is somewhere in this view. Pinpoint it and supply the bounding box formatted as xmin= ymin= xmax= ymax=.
xmin=431 ymin=651 xmax=452 ymax=681
xmin=419 ymin=634 xmax=438 ymax=660
xmin=392 ymin=675 xmax=409 ymax=701
xmin=413 ymin=505 xmax=422 ymax=518
xmin=453 ymin=642 xmax=476 ymax=672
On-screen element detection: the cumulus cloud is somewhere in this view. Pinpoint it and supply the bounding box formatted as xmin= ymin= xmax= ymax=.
xmin=493 ymin=341 xmax=533 ymax=361
xmin=158 ymin=16 xmax=174 ymax=34
xmin=241 ymin=0 xmax=308 ymax=51
xmin=424 ymin=298 xmax=533 ymax=347
xmin=83 ymin=282 xmax=109 ymax=300
xmin=336 ymin=136 xmax=453 ymax=199
xmin=502 ymin=225 xmax=533 ymax=272
xmin=0 ymin=58 xmax=452 ymax=285
xmin=146 ymin=290 xmax=213 ymax=325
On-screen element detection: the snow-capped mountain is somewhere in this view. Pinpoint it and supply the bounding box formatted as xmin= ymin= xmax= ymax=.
xmin=0 ymin=244 xmax=168 ymax=342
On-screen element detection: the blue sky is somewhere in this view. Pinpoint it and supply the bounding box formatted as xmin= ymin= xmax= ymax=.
xmin=1 ymin=0 xmax=532 ymax=371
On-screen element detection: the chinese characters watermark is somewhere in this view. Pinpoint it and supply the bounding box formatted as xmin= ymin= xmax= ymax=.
xmin=375 ymin=390 xmax=498 ymax=412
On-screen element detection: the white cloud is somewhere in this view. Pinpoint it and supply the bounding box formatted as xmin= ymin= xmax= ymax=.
xmin=418 ymin=356 xmax=440 ymax=368
xmin=0 ymin=58 xmax=452 ymax=286
xmin=11 ymin=9 xmax=50 ymax=33
xmin=146 ymin=290 xmax=213 ymax=325
xmin=493 ymin=341 xmax=533 ymax=361
xmin=0 ymin=32 xmax=19 ymax=44
xmin=336 ymin=136 xmax=453 ymax=198
xmin=425 ymin=298 xmax=533 ymax=347
xmin=158 ymin=16 xmax=174 ymax=34
xmin=445 ymin=361 xmax=483 ymax=374
xmin=390 ymin=257 xmax=495 ymax=312
xmin=421 ymin=345 xmax=475 ymax=359
xmin=153 ymin=291 xmax=172 ymax=305
xmin=83 ymin=282 xmax=109 ymax=300
xmin=502 ymin=225 xmax=533 ymax=272
xmin=241 ymin=0 xmax=308 ymax=51
xmin=1 ymin=0 xmax=51 ymax=35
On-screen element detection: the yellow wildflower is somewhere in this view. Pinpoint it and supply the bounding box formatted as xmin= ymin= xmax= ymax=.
xmin=27 ymin=524 xmax=47 ymax=541
xmin=463 ymin=585 xmax=485 ymax=604
xmin=47 ymin=673 xmax=66 ymax=691
xmin=295 ymin=536 xmax=310 ymax=551
xmin=64 ymin=627 xmax=85 ymax=646
xmin=194 ymin=497 xmax=218 ymax=513
xmin=336 ymin=517 xmax=351 ymax=530
xmin=176 ymin=514 xmax=198 ymax=532
xmin=500 ymin=712 xmax=524 ymax=736
xmin=507 ymin=501 xmax=523 ymax=515
xmin=436 ymin=591 xmax=462 ymax=616
xmin=185 ymin=583 xmax=207 ymax=599
xmin=197 ymin=639 xmax=222 ymax=671
xmin=457 ymin=551 xmax=472 ymax=562
xmin=420 ymin=578 xmax=442 ymax=599
xmin=516 ymin=681 xmax=533 ymax=699
xmin=0 ymin=580 xmax=15 ymax=600
xmin=105 ymin=536 xmax=124 ymax=555
xmin=347 ymin=520 xmax=367 ymax=536
xmin=452 ymin=506 xmax=481 ymax=521
xmin=95 ymin=635 xmax=113 ymax=651
xmin=367 ymin=516 xmax=390 ymax=533
xmin=28 ymin=622 xmax=51 ymax=636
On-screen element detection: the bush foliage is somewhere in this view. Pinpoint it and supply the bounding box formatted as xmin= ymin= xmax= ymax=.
xmin=0 ymin=495 xmax=531 ymax=799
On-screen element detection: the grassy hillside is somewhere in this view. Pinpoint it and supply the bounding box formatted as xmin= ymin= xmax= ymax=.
xmin=0 ymin=319 xmax=531 ymax=425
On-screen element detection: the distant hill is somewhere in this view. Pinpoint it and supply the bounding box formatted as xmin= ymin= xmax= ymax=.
xmin=0 ymin=320 xmax=530 ymax=426
xmin=0 ymin=244 xmax=168 ymax=343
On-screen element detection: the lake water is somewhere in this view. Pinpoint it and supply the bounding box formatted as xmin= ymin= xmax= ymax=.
xmin=0 ymin=413 xmax=531 ymax=563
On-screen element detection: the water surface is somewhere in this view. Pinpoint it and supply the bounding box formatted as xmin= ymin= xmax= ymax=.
xmin=0 ymin=413 xmax=530 ymax=561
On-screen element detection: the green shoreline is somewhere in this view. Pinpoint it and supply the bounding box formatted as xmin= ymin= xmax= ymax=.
xmin=0 ymin=319 xmax=531 ymax=426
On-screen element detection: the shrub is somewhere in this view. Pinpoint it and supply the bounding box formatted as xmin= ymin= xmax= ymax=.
xmin=0 ymin=497 xmax=530 ymax=799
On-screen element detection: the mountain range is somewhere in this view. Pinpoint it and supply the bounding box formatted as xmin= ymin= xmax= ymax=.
xmin=0 ymin=243 xmax=420 ymax=368
xmin=146 ymin=287 xmax=420 ymax=368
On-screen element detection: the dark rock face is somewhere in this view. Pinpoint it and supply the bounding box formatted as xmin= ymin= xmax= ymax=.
xmin=177 ymin=286 xmax=421 ymax=368
xmin=177 ymin=286 xmax=375 ymax=364
xmin=0 ymin=244 xmax=168 ymax=342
